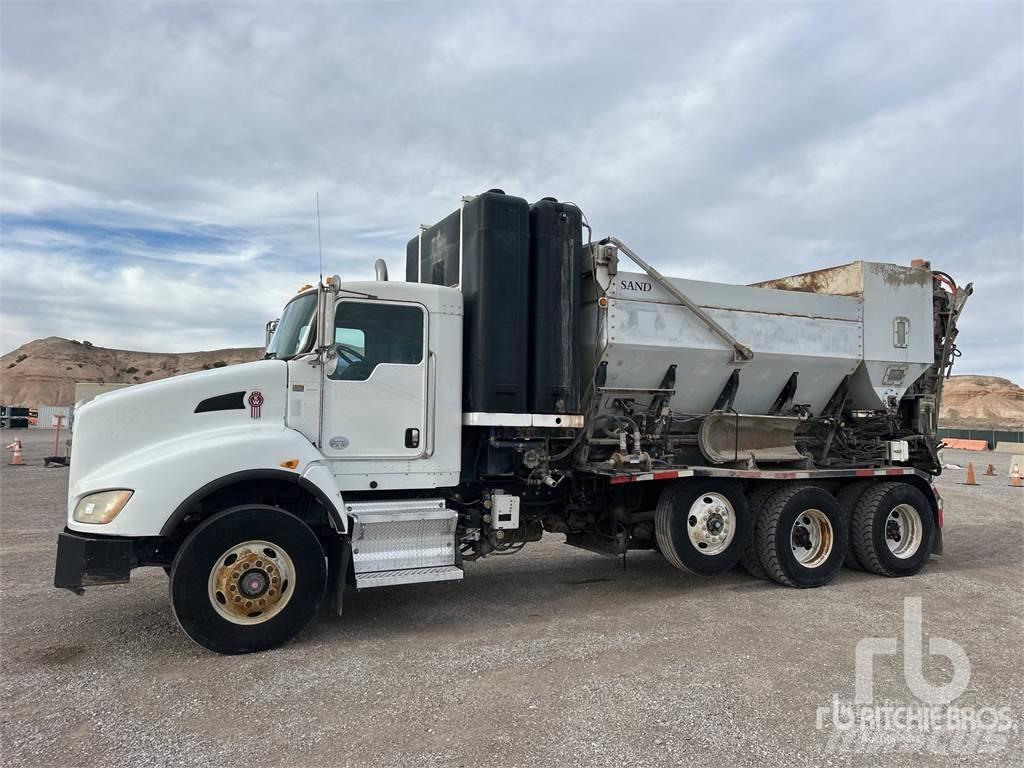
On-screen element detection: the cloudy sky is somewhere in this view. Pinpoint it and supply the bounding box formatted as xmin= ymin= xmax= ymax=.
xmin=1 ymin=1 xmax=1022 ymax=381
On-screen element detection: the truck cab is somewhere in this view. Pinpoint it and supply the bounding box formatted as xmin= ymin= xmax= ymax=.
xmin=55 ymin=276 xmax=468 ymax=653
xmin=274 ymin=279 xmax=464 ymax=491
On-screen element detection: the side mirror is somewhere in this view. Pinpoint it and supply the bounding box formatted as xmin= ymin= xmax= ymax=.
xmin=264 ymin=318 xmax=279 ymax=349
xmin=316 ymin=276 xmax=342 ymax=353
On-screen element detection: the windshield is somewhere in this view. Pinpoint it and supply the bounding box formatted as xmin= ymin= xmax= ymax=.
xmin=265 ymin=291 xmax=317 ymax=359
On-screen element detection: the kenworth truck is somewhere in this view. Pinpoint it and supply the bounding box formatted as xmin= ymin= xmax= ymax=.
xmin=54 ymin=190 xmax=972 ymax=654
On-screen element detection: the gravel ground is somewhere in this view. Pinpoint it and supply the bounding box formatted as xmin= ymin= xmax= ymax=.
xmin=1 ymin=429 xmax=1021 ymax=767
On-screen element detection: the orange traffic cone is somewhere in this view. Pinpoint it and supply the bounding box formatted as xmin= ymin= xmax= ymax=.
xmin=984 ymin=464 xmax=997 ymax=476
xmin=963 ymin=462 xmax=978 ymax=486
xmin=6 ymin=439 xmax=25 ymax=466
xmin=1011 ymin=464 xmax=1022 ymax=488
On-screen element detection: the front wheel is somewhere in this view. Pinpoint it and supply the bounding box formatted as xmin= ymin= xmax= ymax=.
xmin=655 ymin=480 xmax=751 ymax=575
xmin=170 ymin=505 xmax=327 ymax=654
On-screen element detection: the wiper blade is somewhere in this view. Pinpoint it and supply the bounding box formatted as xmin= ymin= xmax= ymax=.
xmin=264 ymin=352 xmax=277 ymax=360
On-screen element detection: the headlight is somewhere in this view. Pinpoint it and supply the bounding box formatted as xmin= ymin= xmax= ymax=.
xmin=73 ymin=490 xmax=133 ymax=524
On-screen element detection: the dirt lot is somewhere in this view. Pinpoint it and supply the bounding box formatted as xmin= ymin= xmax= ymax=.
xmin=1 ymin=428 xmax=1021 ymax=767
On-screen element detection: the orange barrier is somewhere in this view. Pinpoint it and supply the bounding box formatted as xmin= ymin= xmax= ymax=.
xmin=942 ymin=438 xmax=988 ymax=451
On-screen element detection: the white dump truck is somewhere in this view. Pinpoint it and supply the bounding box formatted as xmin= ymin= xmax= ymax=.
xmin=55 ymin=191 xmax=972 ymax=654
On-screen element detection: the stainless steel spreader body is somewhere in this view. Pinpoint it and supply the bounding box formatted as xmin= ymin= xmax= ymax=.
xmin=582 ymin=253 xmax=935 ymax=418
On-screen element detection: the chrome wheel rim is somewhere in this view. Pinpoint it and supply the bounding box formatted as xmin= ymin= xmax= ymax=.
xmin=790 ymin=508 xmax=833 ymax=568
xmin=207 ymin=540 xmax=294 ymax=625
xmin=885 ymin=503 xmax=923 ymax=559
xmin=686 ymin=493 xmax=736 ymax=556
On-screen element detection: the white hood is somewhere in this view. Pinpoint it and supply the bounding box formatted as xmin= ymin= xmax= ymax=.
xmin=69 ymin=360 xmax=287 ymax=511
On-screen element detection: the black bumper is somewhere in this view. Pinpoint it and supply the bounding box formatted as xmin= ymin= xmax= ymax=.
xmin=54 ymin=528 xmax=137 ymax=593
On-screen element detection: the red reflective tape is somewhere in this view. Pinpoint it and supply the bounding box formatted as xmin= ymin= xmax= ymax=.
xmin=937 ymin=507 xmax=944 ymax=528
xmin=736 ymin=471 xmax=762 ymax=479
xmin=609 ymin=475 xmax=633 ymax=485
xmin=854 ymin=470 xmax=874 ymax=477
xmin=653 ymin=471 xmax=680 ymax=481
xmin=885 ymin=468 xmax=904 ymax=476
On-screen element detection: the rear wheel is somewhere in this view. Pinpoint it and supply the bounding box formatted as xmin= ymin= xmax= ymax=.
xmin=836 ymin=481 xmax=873 ymax=570
xmin=739 ymin=484 xmax=775 ymax=579
xmin=655 ymin=480 xmax=751 ymax=575
xmin=170 ymin=505 xmax=327 ymax=654
xmin=852 ymin=482 xmax=934 ymax=577
xmin=754 ymin=485 xmax=846 ymax=588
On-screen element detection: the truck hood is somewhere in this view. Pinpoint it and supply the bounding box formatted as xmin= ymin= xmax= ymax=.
xmin=70 ymin=360 xmax=288 ymax=498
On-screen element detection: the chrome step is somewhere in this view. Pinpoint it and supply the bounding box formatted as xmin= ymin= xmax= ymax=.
xmin=355 ymin=565 xmax=464 ymax=589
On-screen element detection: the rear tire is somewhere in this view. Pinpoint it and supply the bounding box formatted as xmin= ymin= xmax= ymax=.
xmin=170 ymin=505 xmax=327 ymax=654
xmin=836 ymin=481 xmax=873 ymax=570
xmin=655 ymin=480 xmax=751 ymax=576
xmin=754 ymin=485 xmax=846 ymax=588
xmin=852 ymin=482 xmax=934 ymax=577
xmin=739 ymin=484 xmax=774 ymax=580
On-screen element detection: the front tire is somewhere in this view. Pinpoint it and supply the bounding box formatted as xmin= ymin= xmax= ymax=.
xmin=170 ymin=505 xmax=327 ymax=654
xmin=655 ymin=480 xmax=751 ymax=576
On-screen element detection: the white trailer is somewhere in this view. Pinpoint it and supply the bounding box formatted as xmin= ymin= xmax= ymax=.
xmin=54 ymin=192 xmax=972 ymax=653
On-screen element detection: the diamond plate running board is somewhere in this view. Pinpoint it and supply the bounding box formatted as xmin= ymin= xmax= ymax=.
xmin=347 ymin=498 xmax=462 ymax=589
xmin=355 ymin=565 xmax=464 ymax=589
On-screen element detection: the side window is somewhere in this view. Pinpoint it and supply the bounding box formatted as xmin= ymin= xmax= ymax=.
xmin=329 ymin=302 xmax=424 ymax=381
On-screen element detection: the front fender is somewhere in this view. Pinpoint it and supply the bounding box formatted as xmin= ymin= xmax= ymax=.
xmin=67 ymin=425 xmax=345 ymax=537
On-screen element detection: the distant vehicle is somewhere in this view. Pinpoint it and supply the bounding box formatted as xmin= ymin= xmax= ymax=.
xmin=54 ymin=191 xmax=971 ymax=654
xmin=1 ymin=405 xmax=30 ymax=429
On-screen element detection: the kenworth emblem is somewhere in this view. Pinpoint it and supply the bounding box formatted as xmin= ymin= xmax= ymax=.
xmin=248 ymin=391 xmax=264 ymax=419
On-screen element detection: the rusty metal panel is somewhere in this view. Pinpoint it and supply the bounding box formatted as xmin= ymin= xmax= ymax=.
xmin=750 ymin=262 xmax=865 ymax=296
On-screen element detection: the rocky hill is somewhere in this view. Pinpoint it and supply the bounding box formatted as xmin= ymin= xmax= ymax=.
xmin=1 ymin=337 xmax=263 ymax=407
xmin=940 ymin=375 xmax=1024 ymax=428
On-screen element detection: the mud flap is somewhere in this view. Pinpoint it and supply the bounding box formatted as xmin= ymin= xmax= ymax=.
xmin=325 ymin=536 xmax=353 ymax=617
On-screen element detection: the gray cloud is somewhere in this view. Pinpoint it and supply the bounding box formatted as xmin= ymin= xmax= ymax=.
xmin=1 ymin=1 xmax=1021 ymax=380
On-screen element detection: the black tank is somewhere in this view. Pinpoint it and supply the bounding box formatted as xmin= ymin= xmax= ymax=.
xmin=528 ymin=198 xmax=583 ymax=413
xmin=411 ymin=190 xmax=530 ymax=413
xmin=404 ymin=236 xmax=418 ymax=282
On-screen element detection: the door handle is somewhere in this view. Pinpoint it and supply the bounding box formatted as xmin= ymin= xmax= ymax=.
xmin=405 ymin=428 xmax=420 ymax=449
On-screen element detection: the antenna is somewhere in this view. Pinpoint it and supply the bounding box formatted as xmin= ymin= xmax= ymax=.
xmin=316 ymin=192 xmax=323 ymax=286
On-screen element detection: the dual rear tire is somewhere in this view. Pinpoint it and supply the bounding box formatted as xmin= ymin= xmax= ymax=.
xmin=850 ymin=482 xmax=935 ymax=577
xmin=661 ymin=479 xmax=935 ymax=587
xmin=750 ymin=485 xmax=847 ymax=588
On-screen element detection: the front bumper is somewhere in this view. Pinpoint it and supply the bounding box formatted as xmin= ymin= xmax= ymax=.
xmin=54 ymin=528 xmax=137 ymax=594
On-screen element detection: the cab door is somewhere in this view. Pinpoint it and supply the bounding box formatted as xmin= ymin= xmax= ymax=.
xmin=321 ymin=299 xmax=428 ymax=460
